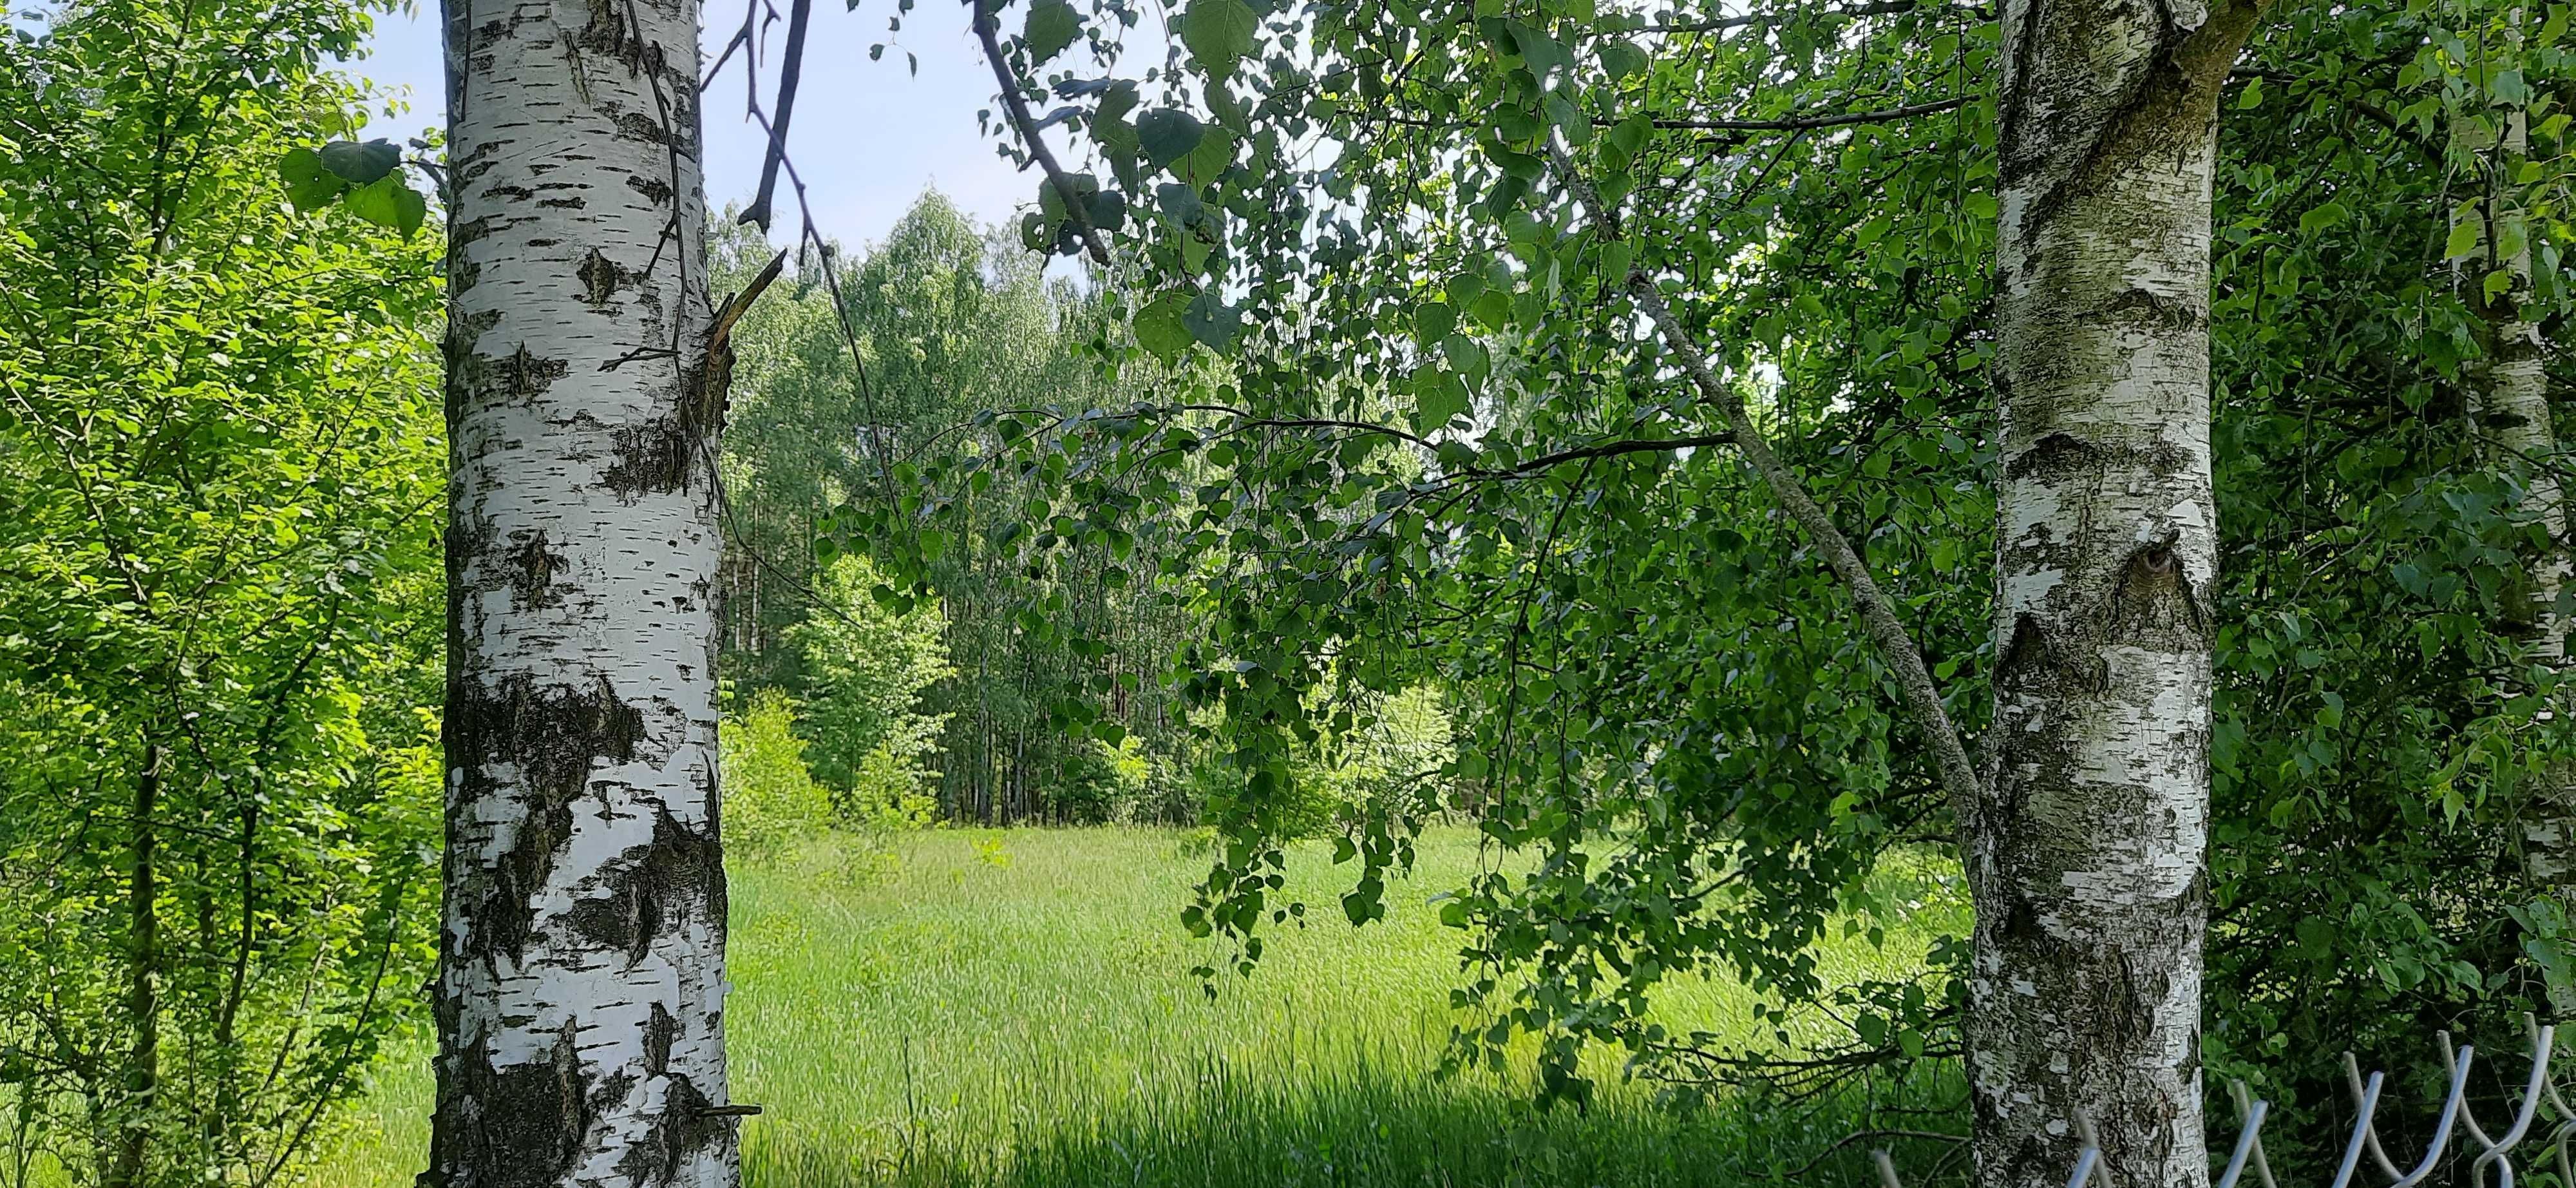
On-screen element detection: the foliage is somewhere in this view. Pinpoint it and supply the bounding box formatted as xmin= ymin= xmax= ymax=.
xmin=859 ymin=0 xmax=2000 ymax=1105
xmin=723 ymin=689 xmax=840 ymax=854
xmin=715 ymin=197 xmax=1208 ymax=825
xmin=846 ymin=0 xmax=2576 ymax=1139
xmin=0 ymin=0 xmax=446 ymax=1181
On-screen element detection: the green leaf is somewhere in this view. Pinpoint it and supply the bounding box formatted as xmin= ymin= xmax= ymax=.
xmin=342 ymin=175 xmax=426 ymax=236
xmin=1607 ymin=113 xmax=1653 ymax=157
xmin=1340 ymin=882 xmax=1383 ymax=925
xmin=1180 ymin=0 xmax=1258 ymax=78
xmin=1410 ymin=367 xmax=1470 ymax=431
xmin=1177 ymin=126 xmax=1235 ymax=187
xmin=1414 ymin=300 xmax=1456 ymax=343
xmin=317 ymin=139 xmax=401 ymax=185
xmin=1504 ymin=19 xmax=1571 ymax=79
xmin=278 ymin=148 xmax=346 ymax=212
xmin=2237 ymin=75 xmax=2264 ymax=110
xmin=2298 ymin=201 xmax=2347 ymax=236
xmin=2446 ymin=217 xmax=2483 ymax=261
xmin=1598 ymin=39 xmax=1645 ymax=81
xmin=1440 ymin=333 xmax=1488 ymax=380
xmin=1137 ymin=108 xmax=1206 ymax=169
xmin=1183 ymin=289 xmax=1243 ymax=352
xmin=1135 ymin=289 xmax=1195 ymax=361
xmin=1024 ymin=0 xmax=1080 ymax=63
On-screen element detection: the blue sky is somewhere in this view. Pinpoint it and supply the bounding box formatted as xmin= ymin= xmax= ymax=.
xmin=353 ymin=0 xmax=1093 ymax=251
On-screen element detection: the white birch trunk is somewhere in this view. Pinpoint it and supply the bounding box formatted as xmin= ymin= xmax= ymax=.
xmin=426 ymin=0 xmax=735 ymax=1180
xmin=2459 ymin=18 xmax=2576 ymax=908
xmin=1974 ymin=2 xmax=2257 ymax=1183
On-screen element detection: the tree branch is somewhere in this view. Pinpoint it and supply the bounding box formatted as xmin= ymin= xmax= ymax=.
xmin=1546 ymin=141 xmax=1985 ymax=811
xmin=738 ymin=0 xmax=812 ymax=231
xmin=972 ymin=9 xmax=1112 ymax=265
xmin=1620 ymin=95 xmax=1969 ymax=132
xmin=1636 ymin=0 xmax=1974 ymax=34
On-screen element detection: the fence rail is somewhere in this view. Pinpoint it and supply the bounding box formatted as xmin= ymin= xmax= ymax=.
xmin=1873 ymin=1016 xmax=2575 ymax=1187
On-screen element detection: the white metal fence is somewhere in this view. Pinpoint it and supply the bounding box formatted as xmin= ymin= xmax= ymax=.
xmin=1873 ymin=1016 xmax=2573 ymax=1187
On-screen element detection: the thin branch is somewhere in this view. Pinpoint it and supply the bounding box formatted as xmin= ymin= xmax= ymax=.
xmin=1507 ymin=432 xmax=1732 ymax=473
xmin=1622 ymin=95 xmax=1969 ymax=132
xmin=1365 ymin=95 xmax=1969 ymax=137
xmin=1636 ymin=0 xmax=1967 ymax=34
xmin=972 ymin=6 xmax=1113 ymax=265
xmin=1546 ymin=140 xmax=1985 ymax=811
xmin=738 ymin=0 xmax=812 ymax=231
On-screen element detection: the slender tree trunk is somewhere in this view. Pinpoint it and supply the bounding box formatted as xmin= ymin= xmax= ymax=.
xmin=105 ymin=743 xmax=163 ymax=1188
xmin=425 ymin=0 xmax=737 ymax=1180
xmin=1975 ymin=3 xmax=2259 ymax=1183
xmin=2466 ymin=17 xmax=2576 ymax=963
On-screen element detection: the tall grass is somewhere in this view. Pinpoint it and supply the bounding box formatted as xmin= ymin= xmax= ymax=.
xmin=303 ymin=828 xmax=1965 ymax=1187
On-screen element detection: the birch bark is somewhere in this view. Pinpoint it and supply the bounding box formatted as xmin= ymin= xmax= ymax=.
xmin=2465 ymin=17 xmax=2576 ymax=934
xmin=424 ymin=0 xmax=735 ymax=1180
xmin=1975 ymin=2 xmax=2259 ymax=1183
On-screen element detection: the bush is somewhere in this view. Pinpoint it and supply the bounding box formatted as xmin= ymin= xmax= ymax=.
xmin=722 ymin=689 xmax=836 ymax=854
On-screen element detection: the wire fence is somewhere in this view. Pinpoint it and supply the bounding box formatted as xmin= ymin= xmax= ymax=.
xmin=1872 ymin=1015 xmax=2575 ymax=1188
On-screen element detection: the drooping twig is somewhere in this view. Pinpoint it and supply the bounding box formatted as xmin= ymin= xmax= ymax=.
xmin=737 ymin=0 xmax=811 ymax=230
xmin=971 ymin=5 xmax=1113 ymax=265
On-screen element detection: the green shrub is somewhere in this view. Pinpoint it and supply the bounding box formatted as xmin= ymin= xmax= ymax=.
xmin=723 ymin=689 xmax=836 ymax=854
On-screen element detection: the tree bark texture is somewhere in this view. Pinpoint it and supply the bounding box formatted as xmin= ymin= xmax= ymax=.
xmin=427 ymin=0 xmax=734 ymax=1180
xmin=2467 ymin=19 xmax=2576 ymax=923
xmin=1975 ymin=1 xmax=2258 ymax=1184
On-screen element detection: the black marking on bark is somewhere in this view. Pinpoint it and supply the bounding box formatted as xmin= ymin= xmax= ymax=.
xmin=505 ymin=529 xmax=567 ymax=609
xmin=502 ymin=343 xmax=570 ymax=403
xmin=441 ymin=311 xmax=504 ymax=434
xmin=448 ymin=218 xmax=498 ymax=293
xmin=449 ymin=673 xmax=648 ymax=963
xmin=485 ymin=184 xmax=535 ymax=202
xmin=2107 ymin=535 xmax=2205 ymax=640
xmin=2003 ymin=431 xmax=2101 ymax=483
xmin=645 ymin=1001 xmax=678 ymax=1075
xmin=540 ymin=195 xmax=586 ymax=209
xmin=616 ymin=111 xmax=677 ymax=146
xmin=434 ymin=1016 xmax=592 ymax=1188
xmin=614 ymin=1073 xmax=734 ymax=1185
xmin=602 ymin=361 xmax=715 ymax=500
xmin=627 ymin=174 xmax=675 ymax=206
xmin=578 ymin=248 xmax=630 ymax=307
xmin=2103 ymin=285 xmax=2203 ymax=332
xmin=562 ymin=805 xmax=724 ymax=967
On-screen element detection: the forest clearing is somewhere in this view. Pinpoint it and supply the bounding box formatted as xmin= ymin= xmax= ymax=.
xmin=301 ymin=830 xmax=1962 ymax=1187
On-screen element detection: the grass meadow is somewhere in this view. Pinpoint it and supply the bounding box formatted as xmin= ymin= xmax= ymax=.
xmin=303 ymin=828 xmax=1967 ymax=1187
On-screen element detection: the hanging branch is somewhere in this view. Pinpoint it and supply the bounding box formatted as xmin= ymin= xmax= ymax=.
xmin=738 ymin=0 xmax=813 ymax=230
xmin=971 ymin=5 xmax=1113 ymax=265
xmin=1545 ymin=141 xmax=1985 ymax=812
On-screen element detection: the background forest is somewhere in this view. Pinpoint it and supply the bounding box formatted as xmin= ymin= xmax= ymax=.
xmin=6 ymin=0 xmax=2576 ymax=1184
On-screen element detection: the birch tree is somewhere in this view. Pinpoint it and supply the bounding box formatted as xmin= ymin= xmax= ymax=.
xmin=425 ymin=0 xmax=740 ymax=1180
xmin=2458 ymin=12 xmax=2576 ymax=912
xmin=1976 ymin=1 xmax=2260 ymax=1183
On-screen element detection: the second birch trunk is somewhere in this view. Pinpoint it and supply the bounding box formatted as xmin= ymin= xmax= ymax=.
xmin=1975 ymin=1 xmax=2259 ymax=1183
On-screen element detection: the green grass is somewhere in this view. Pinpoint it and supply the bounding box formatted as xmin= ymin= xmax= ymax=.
xmin=303 ymin=827 xmax=1964 ymax=1187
